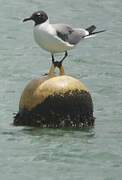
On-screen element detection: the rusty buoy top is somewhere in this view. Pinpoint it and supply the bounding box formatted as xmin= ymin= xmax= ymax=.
xmin=14 ymin=64 xmax=95 ymax=128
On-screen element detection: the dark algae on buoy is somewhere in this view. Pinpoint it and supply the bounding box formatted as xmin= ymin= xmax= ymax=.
xmin=14 ymin=64 xmax=95 ymax=128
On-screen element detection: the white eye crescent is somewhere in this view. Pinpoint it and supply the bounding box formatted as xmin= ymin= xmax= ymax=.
xmin=37 ymin=13 xmax=41 ymax=16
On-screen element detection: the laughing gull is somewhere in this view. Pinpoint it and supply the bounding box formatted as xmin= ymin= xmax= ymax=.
xmin=23 ymin=10 xmax=105 ymax=65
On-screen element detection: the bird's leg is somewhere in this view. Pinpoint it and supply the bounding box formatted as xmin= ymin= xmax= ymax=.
xmin=60 ymin=51 xmax=68 ymax=64
xmin=51 ymin=53 xmax=55 ymax=64
xmin=51 ymin=51 xmax=68 ymax=69
xmin=52 ymin=53 xmax=60 ymax=67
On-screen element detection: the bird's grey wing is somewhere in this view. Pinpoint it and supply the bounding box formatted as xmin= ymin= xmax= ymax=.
xmin=53 ymin=24 xmax=88 ymax=45
xmin=68 ymin=28 xmax=89 ymax=44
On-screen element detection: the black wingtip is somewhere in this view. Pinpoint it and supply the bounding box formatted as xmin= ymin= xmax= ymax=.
xmin=91 ymin=29 xmax=106 ymax=35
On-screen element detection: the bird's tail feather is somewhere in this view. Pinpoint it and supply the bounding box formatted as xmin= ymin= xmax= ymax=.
xmin=86 ymin=25 xmax=96 ymax=35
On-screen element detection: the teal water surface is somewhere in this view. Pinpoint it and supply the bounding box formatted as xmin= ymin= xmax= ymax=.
xmin=0 ymin=0 xmax=122 ymax=179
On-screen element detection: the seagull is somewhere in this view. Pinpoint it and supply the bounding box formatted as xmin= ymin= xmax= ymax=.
xmin=23 ymin=10 xmax=105 ymax=66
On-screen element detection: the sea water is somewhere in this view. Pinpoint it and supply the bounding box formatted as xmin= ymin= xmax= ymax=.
xmin=0 ymin=0 xmax=122 ymax=179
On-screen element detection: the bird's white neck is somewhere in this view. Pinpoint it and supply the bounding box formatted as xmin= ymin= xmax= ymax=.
xmin=38 ymin=19 xmax=50 ymax=28
xmin=34 ymin=19 xmax=55 ymax=35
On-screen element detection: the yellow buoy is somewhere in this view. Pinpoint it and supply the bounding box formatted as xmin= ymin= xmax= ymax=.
xmin=14 ymin=64 xmax=95 ymax=128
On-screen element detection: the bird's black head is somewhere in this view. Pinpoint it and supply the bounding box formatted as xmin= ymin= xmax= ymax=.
xmin=23 ymin=11 xmax=48 ymax=25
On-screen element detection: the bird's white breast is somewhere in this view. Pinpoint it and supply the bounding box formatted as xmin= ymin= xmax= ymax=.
xmin=33 ymin=21 xmax=74 ymax=53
